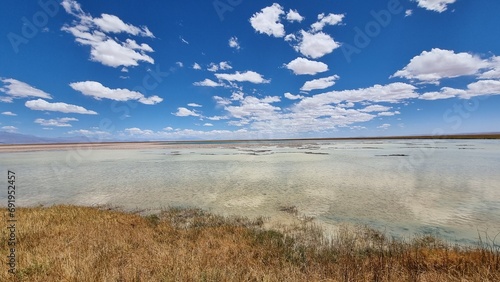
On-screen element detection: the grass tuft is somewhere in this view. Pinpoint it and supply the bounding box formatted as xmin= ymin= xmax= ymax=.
xmin=1 ymin=205 xmax=499 ymax=281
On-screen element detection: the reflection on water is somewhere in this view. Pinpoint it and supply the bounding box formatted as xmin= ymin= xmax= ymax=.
xmin=2 ymin=139 xmax=500 ymax=244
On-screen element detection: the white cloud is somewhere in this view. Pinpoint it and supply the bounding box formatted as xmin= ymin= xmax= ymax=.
xmin=284 ymin=34 xmax=296 ymax=42
xmin=61 ymin=0 xmax=154 ymax=68
xmin=1 ymin=111 xmax=17 ymax=116
xmin=310 ymin=13 xmax=344 ymax=32
xmin=215 ymin=71 xmax=270 ymax=84
xmin=206 ymin=115 xmax=228 ymax=121
xmin=0 ymin=78 xmax=52 ymax=99
xmin=300 ymin=75 xmax=339 ymax=91
xmin=378 ymin=111 xmax=400 ymax=116
xmin=187 ymin=103 xmax=202 ymax=107
xmin=298 ymin=83 xmax=418 ymax=105
xmin=414 ymin=0 xmax=456 ymax=13
xmin=420 ymin=79 xmax=500 ymax=100
xmin=193 ymin=79 xmax=222 ymax=87
xmin=124 ymin=127 xmax=155 ymax=135
xmin=249 ymin=3 xmax=285 ymax=38
xmin=92 ymin=13 xmax=154 ymax=37
xmin=1 ymin=126 xmax=17 ymax=132
xmin=229 ymin=36 xmax=240 ymax=49
xmin=203 ymin=123 xmax=213 ymax=127
xmin=285 ymin=57 xmax=328 ymax=75
xmin=207 ymin=61 xmax=232 ymax=72
xmin=225 ymin=95 xmax=281 ymax=120
xmin=284 ymin=92 xmax=304 ymax=100
xmin=180 ymin=36 xmax=189 ymax=44
xmin=377 ymin=123 xmax=391 ymax=129
xmin=173 ymin=107 xmax=200 ymax=117
xmin=480 ymin=56 xmax=500 ymax=79
xmin=360 ymin=105 xmax=392 ymax=112
xmin=207 ymin=63 xmax=219 ymax=72
xmin=294 ymin=30 xmax=340 ymax=59
xmin=231 ymin=91 xmax=244 ymax=101
xmin=286 ymin=9 xmax=304 ymax=22
xmin=0 ymin=97 xmax=13 ymax=103
xmin=68 ymin=129 xmax=112 ymax=138
xmin=176 ymin=61 xmax=184 ymax=68
xmin=35 ymin=117 xmax=78 ymax=127
xmin=392 ymin=48 xmax=489 ymax=84
xmin=70 ymin=81 xmax=162 ymax=104
xmin=193 ymin=63 xmax=202 ymax=70
xmin=219 ymin=61 xmax=232 ymax=70
xmin=405 ymin=9 xmax=413 ymax=17
xmin=25 ymin=99 xmax=97 ymax=114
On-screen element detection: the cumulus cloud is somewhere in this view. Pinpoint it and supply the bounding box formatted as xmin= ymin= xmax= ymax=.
xmin=187 ymin=103 xmax=202 ymax=107
xmin=193 ymin=63 xmax=202 ymax=70
xmin=193 ymin=79 xmax=222 ymax=87
xmin=69 ymin=81 xmax=162 ymax=105
xmin=480 ymin=56 xmax=500 ymax=79
xmin=405 ymin=9 xmax=413 ymax=17
xmin=285 ymin=57 xmax=328 ymax=75
xmin=215 ymin=71 xmax=270 ymax=84
xmin=300 ymin=75 xmax=339 ymax=91
xmin=173 ymin=107 xmax=200 ymax=117
xmin=286 ymin=9 xmax=304 ymax=22
xmin=0 ymin=78 xmax=52 ymax=100
xmin=420 ymin=80 xmax=500 ymax=100
xmin=1 ymin=111 xmax=17 ymax=116
xmin=225 ymin=95 xmax=281 ymax=120
xmin=298 ymin=83 xmax=418 ymax=105
xmin=414 ymin=0 xmax=456 ymax=13
xmin=392 ymin=48 xmax=489 ymax=84
xmin=203 ymin=123 xmax=213 ymax=127
xmin=61 ymin=0 xmax=154 ymax=68
xmin=294 ymin=30 xmax=340 ymax=59
xmin=250 ymin=3 xmax=285 ymax=37
xmin=310 ymin=13 xmax=344 ymax=32
xmin=35 ymin=117 xmax=78 ymax=127
xmin=207 ymin=61 xmax=232 ymax=72
xmin=229 ymin=36 xmax=240 ymax=49
xmin=284 ymin=92 xmax=304 ymax=100
xmin=25 ymin=99 xmax=97 ymax=114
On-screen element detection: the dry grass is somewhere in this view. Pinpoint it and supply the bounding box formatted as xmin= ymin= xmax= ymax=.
xmin=1 ymin=205 xmax=499 ymax=281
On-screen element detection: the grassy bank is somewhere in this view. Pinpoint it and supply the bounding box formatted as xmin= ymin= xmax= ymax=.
xmin=1 ymin=205 xmax=499 ymax=281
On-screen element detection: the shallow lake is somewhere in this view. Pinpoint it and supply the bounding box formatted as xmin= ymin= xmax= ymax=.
xmin=2 ymin=139 xmax=499 ymax=245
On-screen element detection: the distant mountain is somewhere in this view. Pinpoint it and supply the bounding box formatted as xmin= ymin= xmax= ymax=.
xmin=0 ymin=131 xmax=93 ymax=144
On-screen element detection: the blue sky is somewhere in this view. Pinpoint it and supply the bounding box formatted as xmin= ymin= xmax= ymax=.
xmin=1 ymin=0 xmax=499 ymax=141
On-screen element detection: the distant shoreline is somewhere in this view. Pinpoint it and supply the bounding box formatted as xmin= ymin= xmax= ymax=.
xmin=1 ymin=133 xmax=499 ymax=152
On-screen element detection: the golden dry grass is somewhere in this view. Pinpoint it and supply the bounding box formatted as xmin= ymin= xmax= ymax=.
xmin=1 ymin=205 xmax=499 ymax=281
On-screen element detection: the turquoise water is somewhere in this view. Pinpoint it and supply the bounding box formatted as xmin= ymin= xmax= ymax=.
xmin=2 ymin=139 xmax=499 ymax=244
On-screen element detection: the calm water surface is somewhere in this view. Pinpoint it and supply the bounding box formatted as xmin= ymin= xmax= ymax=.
xmin=2 ymin=139 xmax=499 ymax=244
